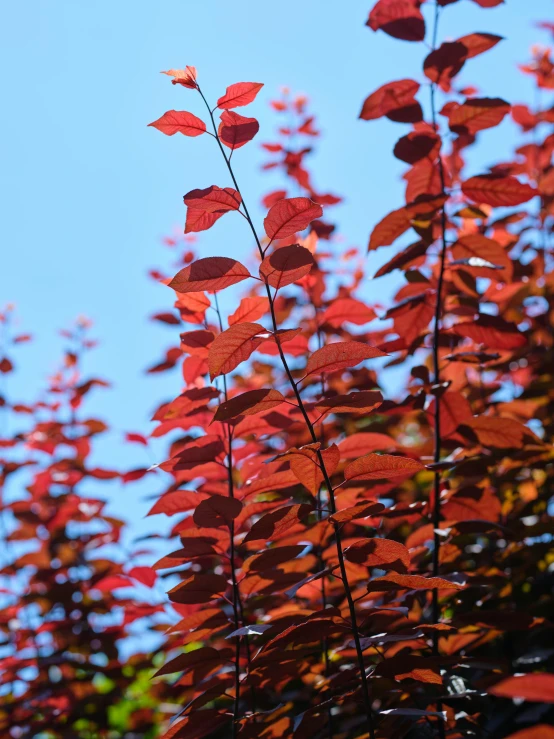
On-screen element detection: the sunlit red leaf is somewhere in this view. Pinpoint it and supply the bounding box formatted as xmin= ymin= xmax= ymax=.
xmin=461 ymin=174 xmax=538 ymax=206
xmin=168 ymin=573 xmax=228 ymax=604
xmin=161 ymin=66 xmax=197 ymax=88
xmin=368 ymin=206 xmax=411 ymax=251
xmin=330 ymin=501 xmax=385 ymax=524
xmin=359 ymin=79 xmax=422 ymax=122
xmin=243 ymin=545 xmax=306 ymax=573
xmin=457 ymin=32 xmax=503 ymax=58
xmin=128 ymin=566 xmax=157 ymax=588
xmin=154 ymin=646 xmax=223 ymax=677
xmin=213 ymin=389 xmax=286 ymax=422
xmin=338 ymin=432 xmax=399 ymax=458
xmin=183 ymin=186 xmax=242 ymax=233
xmin=93 ymin=575 xmax=132 ymax=592
xmin=304 ymin=341 xmax=387 ymax=377
xmin=243 ymin=504 xmax=313 ymax=543
xmin=148 ymin=110 xmax=206 ymax=136
xmin=184 ymin=185 xmax=241 ymax=213
xmin=447 ymin=314 xmax=526 ymax=350
xmin=316 ymin=390 xmax=383 ymax=416
xmin=366 ymin=0 xmax=425 ymax=42
xmin=345 ymin=538 xmax=410 ymax=572
xmin=345 ymin=453 xmax=424 ymax=481
xmin=468 ymin=416 xmax=533 ymax=449
xmin=208 ymin=322 xmax=268 ymax=379
xmin=219 ymin=110 xmax=259 ymax=149
xmin=217 ymin=82 xmax=264 ymax=109
xmin=264 ymin=198 xmax=323 ymax=241
xmin=259 ymin=245 xmax=314 ymax=288
xmin=469 ymin=0 xmax=503 ymax=8
xmin=424 ymin=41 xmax=467 ymax=91
xmin=488 ymin=673 xmax=554 ymax=703
xmin=228 ymin=296 xmax=269 ymax=325
xmin=287 ymin=444 xmax=340 ymax=495
xmin=169 ymin=257 xmax=250 ymax=293
xmin=193 ymin=495 xmax=242 ymax=527
xmin=442 ymin=97 xmax=510 ymax=135
xmin=367 ymin=572 xmax=465 ymax=592
xmin=320 ymin=298 xmax=376 ymax=327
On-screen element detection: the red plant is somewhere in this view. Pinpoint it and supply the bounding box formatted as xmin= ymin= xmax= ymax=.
xmin=0 ymin=312 xmax=172 ymax=736
xmin=146 ymin=5 xmax=554 ymax=738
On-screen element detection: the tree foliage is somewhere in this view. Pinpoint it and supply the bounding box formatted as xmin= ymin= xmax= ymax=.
xmin=2 ymin=3 xmax=554 ymax=738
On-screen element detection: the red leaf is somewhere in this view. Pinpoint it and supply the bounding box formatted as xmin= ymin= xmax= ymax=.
xmin=228 ymin=296 xmax=269 ymax=326
xmin=320 ymin=298 xmax=376 ymax=327
xmin=468 ymin=416 xmax=532 ymax=449
xmin=442 ymin=97 xmax=510 ymax=135
xmin=243 ymin=504 xmax=313 ymax=543
xmin=504 ymin=727 xmax=554 ymax=739
xmin=393 ymin=132 xmax=440 ymax=164
xmin=217 ymin=82 xmax=264 ymax=109
xmin=193 ymin=495 xmax=243 ymax=527
xmin=451 ymin=234 xmax=511 ymax=278
xmin=148 ymin=490 xmax=208 ymax=517
xmin=168 ymin=573 xmax=228 ymax=604
xmin=430 ymin=391 xmax=473 ymax=438
xmin=213 ymin=389 xmax=286 ymax=422
xmin=374 ymin=240 xmax=427 ymax=277
xmin=330 ymin=501 xmax=385 ymax=524
xmin=338 ymin=432 xmax=399 ymax=458
xmin=345 ymin=538 xmax=410 ymax=572
xmin=264 ymin=198 xmax=323 ymax=241
xmin=154 ymin=646 xmax=222 ymax=677
xmin=469 ymin=0 xmax=503 ymax=7
xmin=148 ymin=110 xmax=206 ymax=137
xmin=316 ymin=390 xmax=383 ymax=416
xmin=424 ymin=41 xmax=467 ymax=92
xmin=368 ymin=206 xmax=411 ymax=251
xmin=169 ymin=257 xmax=250 ymax=294
xmin=367 ymin=572 xmax=465 ymax=592
xmin=457 ymin=32 xmax=503 ymax=59
xmin=488 ymin=673 xmax=554 ymax=703
xmin=243 ymin=545 xmax=306 ymax=573
xmin=160 ymin=437 xmax=225 ymax=473
xmin=128 ymin=566 xmax=157 ymax=588
xmin=359 ymin=79 xmax=422 ymax=123
xmin=447 ymin=314 xmax=526 ymax=350
xmin=161 ymin=66 xmax=197 ymax=89
xmin=184 ymin=209 xmax=225 ymax=234
xmin=159 ymin=712 xmax=229 ymax=739
xmin=259 ymin=245 xmax=314 ymax=289
xmin=462 ymin=174 xmax=537 ymax=206
xmin=183 ymin=186 xmax=242 ymax=233
xmin=345 ymin=453 xmax=424 ymax=481
xmin=218 ymin=110 xmax=259 ymax=150
xmin=286 ymin=444 xmax=340 ymax=495
xmin=125 ymin=432 xmax=148 ymax=446
xmin=366 ymin=0 xmax=425 ymax=42
xmin=184 ymin=185 xmax=242 ymax=213
xmin=93 ymin=575 xmax=132 ymax=592
xmin=395 ymin=668 xmax=442 ymax=684
xmin=180 ymin=329 xmax=213 ymax=357
xmin=208 ymin=322 xmax=268 ymax=379
xmin=304 ymin=341 xmax=387 ymax=377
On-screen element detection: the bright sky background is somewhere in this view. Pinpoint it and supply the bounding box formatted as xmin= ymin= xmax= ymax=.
xmin=1 ymin=0 xmax=552 ymax=540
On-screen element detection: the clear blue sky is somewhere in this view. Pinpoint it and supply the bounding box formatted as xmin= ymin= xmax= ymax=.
xmin=1 ymin=0 xmax=551 ymax=536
